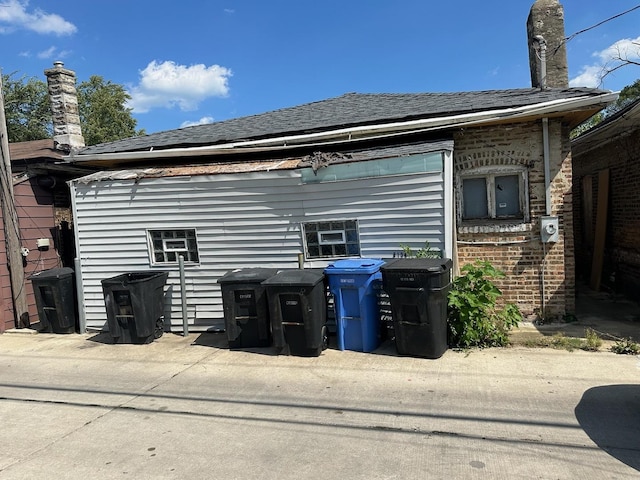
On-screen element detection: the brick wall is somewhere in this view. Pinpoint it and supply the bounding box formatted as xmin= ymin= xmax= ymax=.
xmin=573 ymin=129 xmax=640 ymax=297
xmin=453 ymin=120 xmax=574 ymax=320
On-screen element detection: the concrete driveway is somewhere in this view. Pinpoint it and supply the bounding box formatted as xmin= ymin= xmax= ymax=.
xmin=0 ymin=331 xmax=639 ymax=479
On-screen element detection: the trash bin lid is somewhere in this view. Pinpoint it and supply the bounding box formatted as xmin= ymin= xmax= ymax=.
xmin=101 ymin=271 xmax=169 ymax=286
xmin=380 ymin=258 xmax=452 ymax=273
xmin=261 ymin=269 xmax=324 ymax=287
xmin=217 ymin=268 xmax=279 ymax=284
xmin=324 ymin=258 xmax=385 ymax=275
xmin=28 ymin=267 xmax=74 ymax=281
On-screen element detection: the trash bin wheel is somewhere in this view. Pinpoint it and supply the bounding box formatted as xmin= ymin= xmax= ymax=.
xmin=154 ymin=317 xmax=164 ymax=339
xmin=321 ymin=325 xmax=329 ymax=351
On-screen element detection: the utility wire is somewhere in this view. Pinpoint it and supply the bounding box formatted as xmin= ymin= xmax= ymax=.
xmin=565 ymin=5 xmax=640 ymax=44
xmin=548 ymin=4 xmax=640 ymax=58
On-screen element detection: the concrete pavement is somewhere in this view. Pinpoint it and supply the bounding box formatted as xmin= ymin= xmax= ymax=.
xmin=0 ymin=330 xmax=639 ymax=479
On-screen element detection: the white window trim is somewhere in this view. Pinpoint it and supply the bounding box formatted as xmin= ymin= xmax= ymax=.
xmin=457 ymin=165 xmax=530 ymax=224
xmin=318 ymin=230 xmax=346 ymax=245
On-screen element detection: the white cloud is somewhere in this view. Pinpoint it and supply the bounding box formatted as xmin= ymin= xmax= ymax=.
xmin=180 ymin=117 xmax=215 ymax=128
xmin=570 ymin=36 xmax=640 ymax=88
xmin=0 ymin=0 xmax=76 ymax=36
xmin=569 ymin=65 xmax=603 ymax=88
xmin=596 ymin=37 xmax=640 ymax=64
xmin=128 ymin=60 xmax=232 ymax=113
xmin=36 ymin=45 xmax=55 ymax=58
xmin=36 ymin=46 xmax=71 ymax=59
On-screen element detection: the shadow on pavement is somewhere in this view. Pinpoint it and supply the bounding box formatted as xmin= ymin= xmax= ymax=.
xmin=575 ymin=384 xmax=640 ymax=471
xmin=191 ymin=332 xmax=283 ymax=356
xmin=86 ymin=331 xmax=115 ymax=344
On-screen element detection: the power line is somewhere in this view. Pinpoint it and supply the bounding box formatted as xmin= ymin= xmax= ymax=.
xmin=565 ymin=5 xmax=640 ymax=44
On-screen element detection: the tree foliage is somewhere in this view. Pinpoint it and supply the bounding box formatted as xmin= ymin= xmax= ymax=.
xmin=2 ymin=72 xmax=51 ymax=142
xmin=77 ymin=75 xmax=143 ymax=146
xmin=617 ymin=78 xmax=640 ymax=108
xmin=571 ymin=78 xmax=640 ymax=138
xmin=2 ymin=71 xmax=144 ymax=146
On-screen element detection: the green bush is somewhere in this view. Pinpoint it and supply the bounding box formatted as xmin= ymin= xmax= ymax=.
xmin=447 ymin=261 xmax=522 ymax=348
xmin=399 ymin=241 xmax=440 ymax=258
xmin=610 ymin=338 xmax=640 ymax=355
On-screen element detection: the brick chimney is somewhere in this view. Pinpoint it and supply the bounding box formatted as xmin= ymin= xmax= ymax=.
xmin=44 ymin=61 xmax=85 ymax=152
xmin=527 ymin=0 xmax=569 ymax=89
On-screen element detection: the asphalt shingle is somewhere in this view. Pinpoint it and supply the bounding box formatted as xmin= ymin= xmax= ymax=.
xmin=79 ymin=88 xmax=608 ymax=155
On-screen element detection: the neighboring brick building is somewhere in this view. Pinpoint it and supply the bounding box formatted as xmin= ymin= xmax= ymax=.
xmin=572 ymin=99 xmax=640 ymax=299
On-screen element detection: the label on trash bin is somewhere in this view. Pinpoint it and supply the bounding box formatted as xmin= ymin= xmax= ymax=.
xmin=400 ymin=276 xmax=417 ymax=282
xmin=235 ymin=291 xmax=255 ymax=303
xmin=340 ymin=278 xmax=356 ymax=284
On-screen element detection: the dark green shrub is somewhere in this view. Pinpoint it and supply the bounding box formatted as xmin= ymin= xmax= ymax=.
xmin=447 ymin=261 xmax=522 ymax=348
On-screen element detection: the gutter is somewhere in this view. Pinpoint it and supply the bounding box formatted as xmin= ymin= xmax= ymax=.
xmin=66 ymin=93 xmax=618 ymax=164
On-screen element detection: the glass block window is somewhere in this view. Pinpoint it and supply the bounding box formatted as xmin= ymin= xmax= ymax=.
xmin=303 ymin=220 xmax=360 ymax=259
xmin=147 ymin=229 xmax=200 ymax=265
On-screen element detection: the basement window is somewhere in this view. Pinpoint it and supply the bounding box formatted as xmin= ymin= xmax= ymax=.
xmin=303 ymin=220 xmax=360 ymax=259
xmin=147 ymin=229 xmax=200 ymax=265
xmin=458 ymin=167 xmax=529 ymax=223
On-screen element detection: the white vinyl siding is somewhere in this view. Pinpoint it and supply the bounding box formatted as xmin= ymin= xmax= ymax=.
xmin=71 ymin=153 xmax=451 ymax=332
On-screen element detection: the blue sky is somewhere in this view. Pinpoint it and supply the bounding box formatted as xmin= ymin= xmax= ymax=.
xmin=2 ymin=0 xmax=639 ymax=134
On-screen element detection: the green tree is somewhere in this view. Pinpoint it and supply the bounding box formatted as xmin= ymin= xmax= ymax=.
xmin=572 ymin=78 xmax=640 ymax=138
xmin=1 ymin=72 xmax=51 ymax=142
xmin=2 ymin=71 xmax=143 ymax=145
xmin=617 ymin=78 xmax=640 ymax=108
xmin=77 ymin=75 xmax=144 ymax=145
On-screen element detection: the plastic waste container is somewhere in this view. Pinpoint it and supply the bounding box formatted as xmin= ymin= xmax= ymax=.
xmin=324 ymin=258 xmax=385 ymax=352
xmin=262 ymin=269 xmax=328 ymax=356
xmin=380 ymin=258 xmax=452 ymax=359
xmin=28 ymin=267 xmax=77 ymax=334
xmin=101 ymin=271 xmax=169 ymax=344
xmin=217 ymin=268 xmax=279 ymax=348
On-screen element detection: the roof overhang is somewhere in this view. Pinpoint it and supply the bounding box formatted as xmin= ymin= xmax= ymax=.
xmin=572 ymin=99 xmax=640 ymax=157
xmin=66 ymin=92 xmax=617 ymax=169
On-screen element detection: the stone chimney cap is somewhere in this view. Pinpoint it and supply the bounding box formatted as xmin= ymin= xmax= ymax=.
xmin=53 ymin=60 xmax=64 ymax=68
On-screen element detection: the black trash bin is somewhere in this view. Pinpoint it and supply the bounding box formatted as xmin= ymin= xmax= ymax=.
xmin=101 ymin=271 xmax=169 ymax=344
xmin=262 ymin=269 xmax=328 ymax=356
xmin=381 ymin=258 xmax=452 ymax=359
xmin=217 ymin=268 xmax=279 ymax=348
xmin=28 ymin=267 xmax=77 ymax=334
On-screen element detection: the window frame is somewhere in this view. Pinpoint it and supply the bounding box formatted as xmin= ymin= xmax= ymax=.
xmin=457 ymin=166 xmax=529 ymax=224
xmin=302 ymin=220 xmax=361 ymax=260
xmin=147 ymin=228 xmax=201 ymax=266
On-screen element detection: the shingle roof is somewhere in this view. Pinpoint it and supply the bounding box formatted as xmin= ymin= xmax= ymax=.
xmin=9 ymin=139 xmax=63 ymax=161
xmin=79 ymin=88 xmax=608 ymax=155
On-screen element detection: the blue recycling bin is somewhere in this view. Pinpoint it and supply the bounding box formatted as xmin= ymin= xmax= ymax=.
xmin=324 ymin=258 xmax=385 ymax=352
